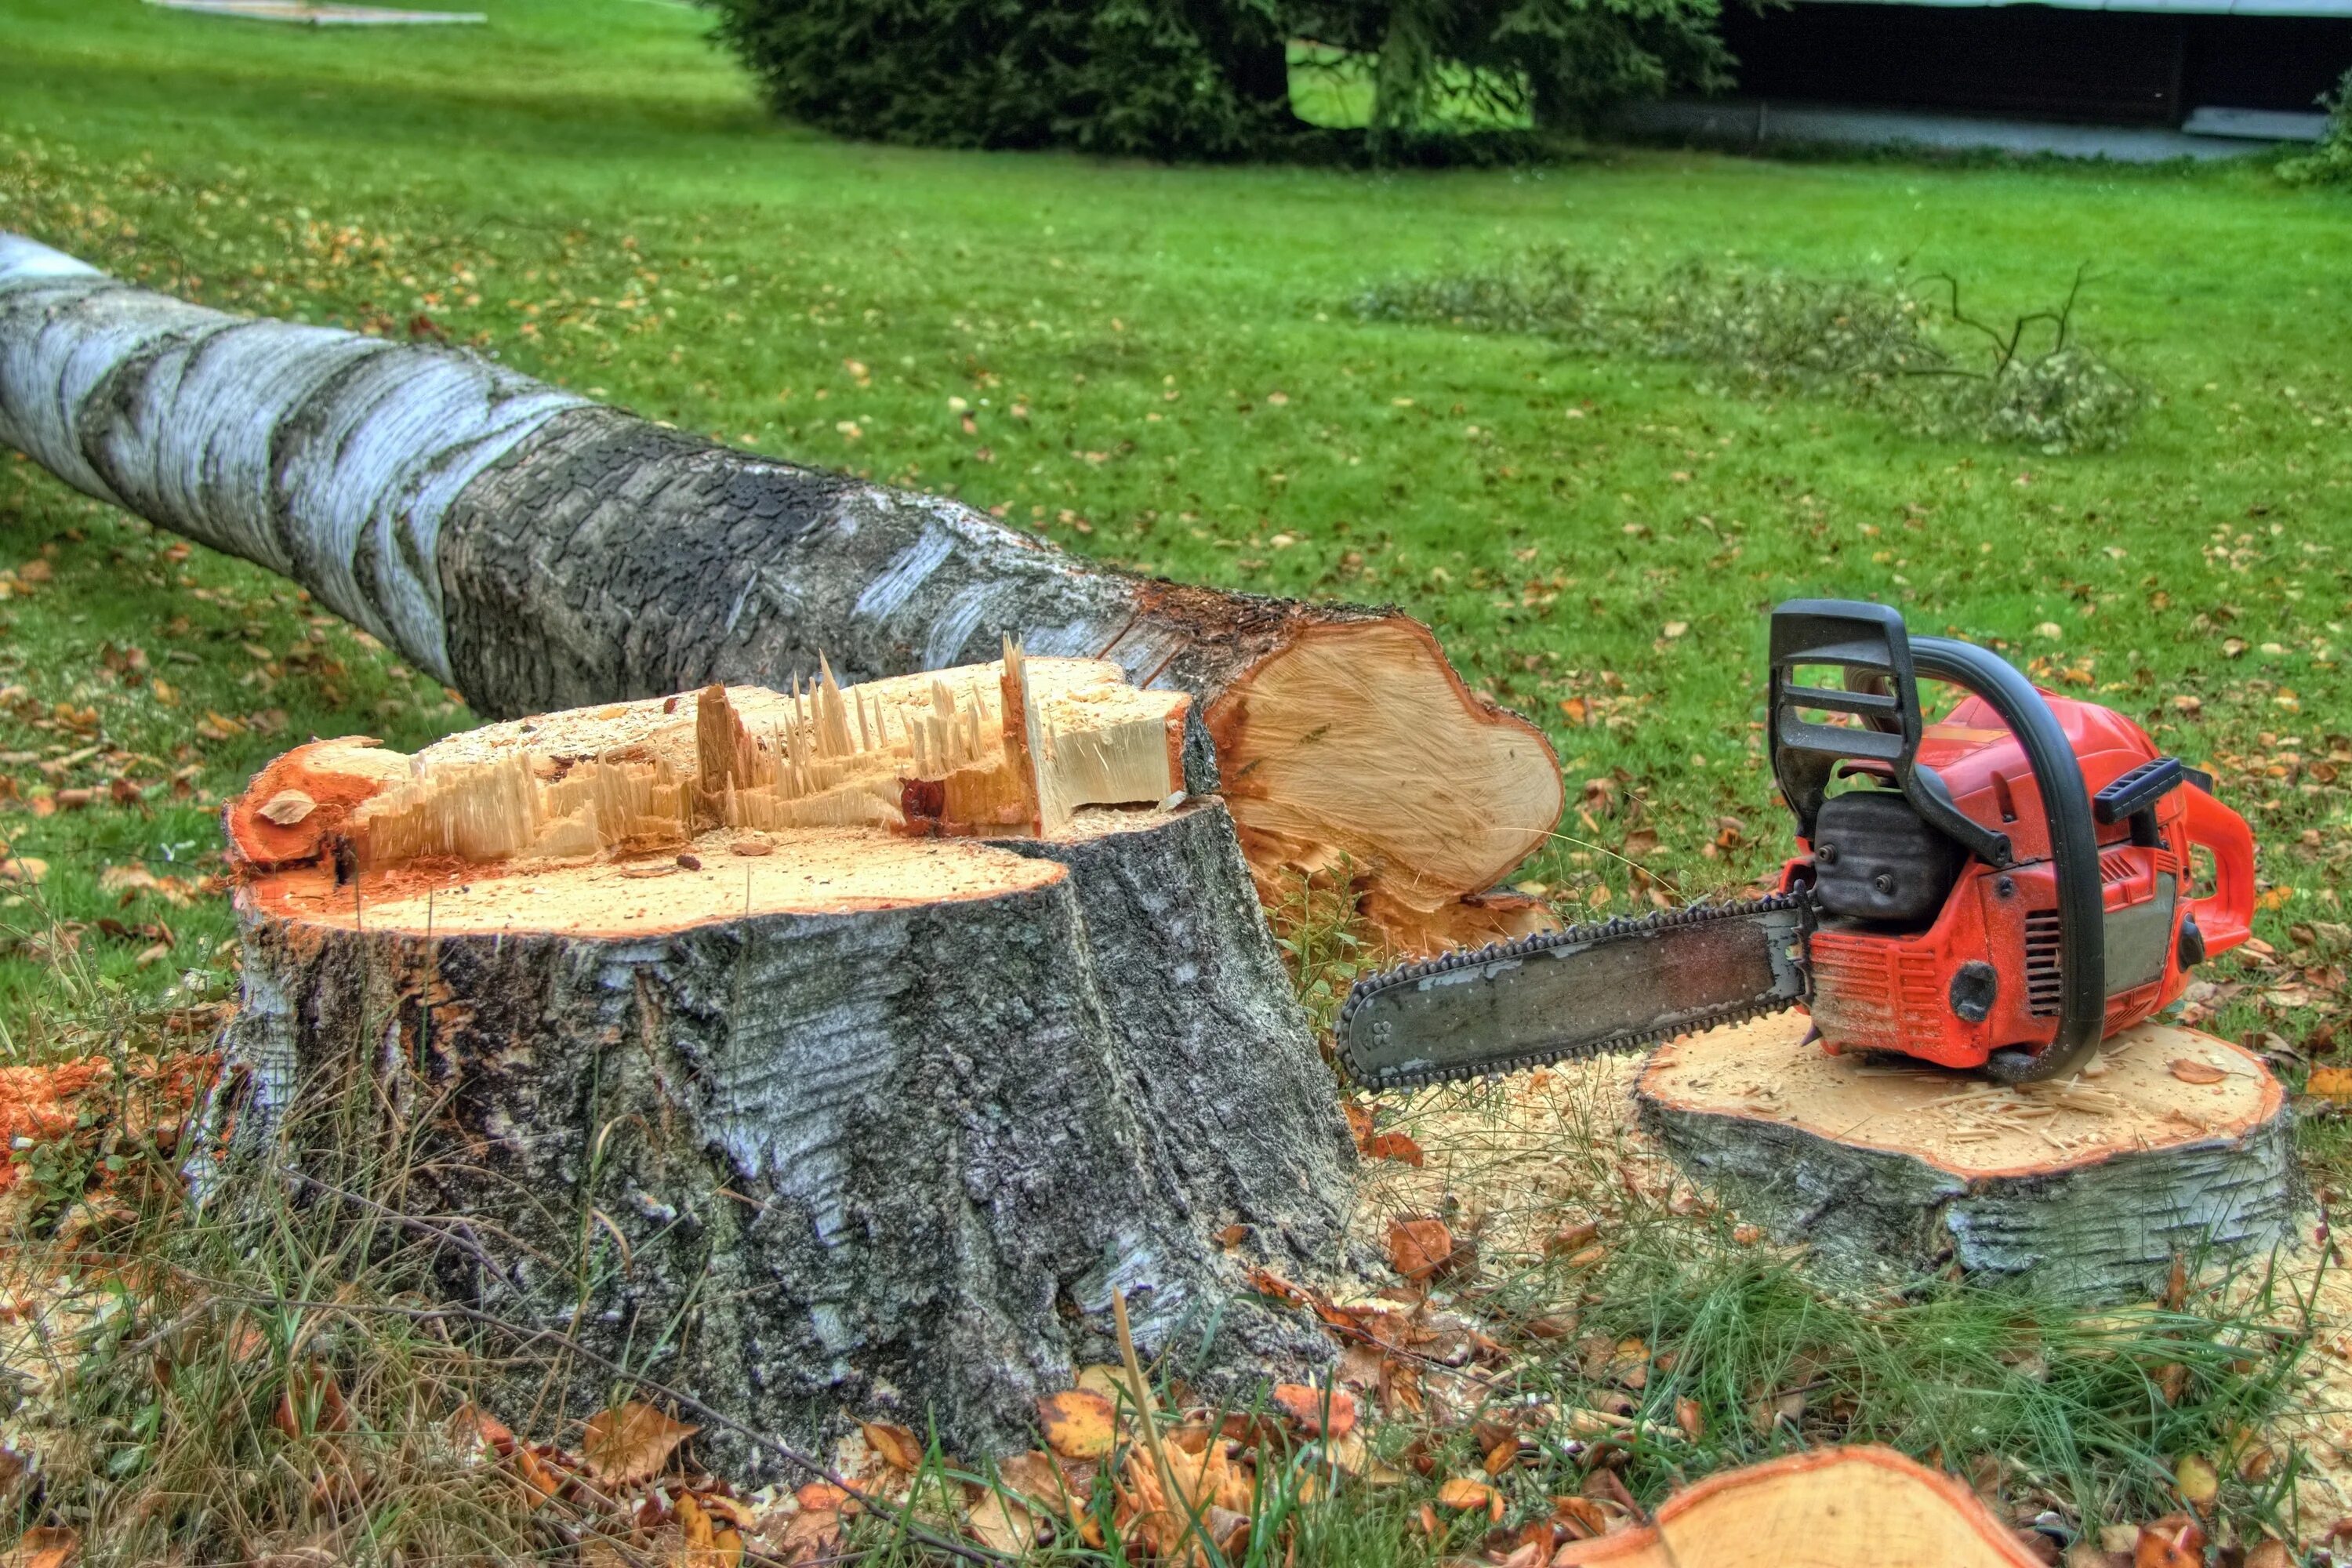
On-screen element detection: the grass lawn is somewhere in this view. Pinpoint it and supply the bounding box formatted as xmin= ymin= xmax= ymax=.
xmin=4 ymin=0 xmax=2352 ymax=1552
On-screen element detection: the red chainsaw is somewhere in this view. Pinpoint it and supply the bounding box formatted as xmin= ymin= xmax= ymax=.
xmin=1339 ymin=599 xmax=2258 ymax=1087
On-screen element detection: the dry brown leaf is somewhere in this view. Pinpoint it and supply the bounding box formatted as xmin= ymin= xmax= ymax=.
xmin=1436 ymin=1475 xmax=1493 ymax=1511
xmin=1673 ymin=1398 xmax=1703 ymax=1440
xmin=1553 ymin=1494 xmax=1611 ymax=1541
xmin=967 ymin=1491 xmax=1040 ymax=1554
xmin=2241 ymin=1541 xmax=2293 ymax=1568
xmin=999 ymin=1450 xmax=1087 ymax=1522
xmin=862 ymin=1420 xmax=925 ymax=1474
xmin=2169 ymin=1058 xmax=2226 ymax=1086
xmin=0 ymin=1526 xmax=78 ymax=1568
xmin=1388 ymin=1217 xmax=1454 ymax=1283
xmin=272 ymin=1362 xmax=352 ymax=1439
xmin=1269 ymin=1383 xmax=1357 ymax=1439
xmin=0 ymin=858 xmax=47 ymax=885
xmin=257 ymin=788 xmax=317 ymax=826
xmin=580 ymin=1400 xmax=698 ymax=1486
xmin=1038 ymin=1388 xmax=1118 ymax=1461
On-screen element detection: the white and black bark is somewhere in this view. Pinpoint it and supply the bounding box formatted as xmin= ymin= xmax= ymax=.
xmin=218 ymin=804 xmax=1351 ymax=1469
xmin=0 ymin=233 xmax=1562 ymax=935
xmin=1635 ymin=1021 xmax=2298 ymax=1304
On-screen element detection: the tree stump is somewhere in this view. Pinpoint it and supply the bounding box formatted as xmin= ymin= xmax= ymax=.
xmin=1635 ymin=1012 xmax=2295 ymax=1301
xmin=212 ymin=652 xmax=1354 ymax=1466
xmin=1553 ymin=1446 xmax=2043 ymax=1567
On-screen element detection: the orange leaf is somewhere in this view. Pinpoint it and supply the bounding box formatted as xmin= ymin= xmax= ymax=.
xmin=1483 ymin=1439 xmax=1518 ymax=1476
xmin=2135 ymin=1514 xmax=2206 ymax=1568
xmin=1269 ymin=1383 xmax=1357 ymax=1439
xmin=862 ymin=1420 xmax=925 ymax=1473
xmin=1387 ymin=1218 xmax=1454 ymax=1283
xmin=2309 ymin=1066 xmax=2352 ymax=1102
xmin=1363 ymin=1131 xmax=1425 ymax=1167
xmin=580 ymin=1400 xmax=698 ymax=1486
xmin=1037 ymin=1388 xmax=1117 ymax=1461
xmin=1 ymin=1526 xmax=78 ymax=1568
xmin=1436 ymin=1476 xmax=1493 ymax=1511
xmin=2170 ymin=1058 xmax=2227 ymax=1086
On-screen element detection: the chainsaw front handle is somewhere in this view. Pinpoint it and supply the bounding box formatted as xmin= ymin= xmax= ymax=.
xmin=1769 ymin=601 xmax=2107 ymax=1083
xmin=2181 ymin=781 xmax=2256 ymax=958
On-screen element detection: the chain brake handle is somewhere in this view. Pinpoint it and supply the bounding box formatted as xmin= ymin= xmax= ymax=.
xmin=1767 ymin=600 xmax=2106 ymax=1083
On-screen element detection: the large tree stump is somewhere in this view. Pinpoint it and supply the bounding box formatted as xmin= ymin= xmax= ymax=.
xmin=0 ymin=232 xmax=1561 ymax=950
xmin=212 ymin=653 xmax=1354 ymax=1465
xmin=1554 ymin=1446 xmax=2043 ymax=1567
xmin=1635 ymin=1013 xmax=2295 ymax=1301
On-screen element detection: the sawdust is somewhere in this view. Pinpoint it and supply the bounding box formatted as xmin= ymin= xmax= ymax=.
xmin=1644 ymin=1014 xmax=2281 ymax=1178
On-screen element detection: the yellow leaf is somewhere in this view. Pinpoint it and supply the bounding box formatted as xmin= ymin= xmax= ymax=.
xmin=862 ymin=1420 xmax=925 ymax=1473
xmin=2308 ymin=1066 xmax=2352 ymax=1102
xmin=580 ymin=1400 xmax=698 ymax=1486
xmin=1037 ymin=1388 xmax=1117 ymax=1461
xmin=2174 ymin=1452 xmax=2220 ymax=1508
xmin=1436 ymin=1476 xmax=1492 ymax=1511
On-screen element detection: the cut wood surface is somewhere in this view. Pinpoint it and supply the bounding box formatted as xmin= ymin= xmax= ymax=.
xmin=1637 ymin=1012 xmax=2296 ymax=1301
xmin=212 ymin=653 xmax=1354 ymax=1464
xmin=1552 ymin=1446 xmax=2043 ymax=1567
xmin=0 ymin=232 xmax=1561 ymax=949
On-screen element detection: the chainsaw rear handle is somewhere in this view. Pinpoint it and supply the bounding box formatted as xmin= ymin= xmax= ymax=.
xmin=2180 ymin=780 xmax=2256 ymax=958
xmin=1769 ymin=600 xmax=2105 ymax=1083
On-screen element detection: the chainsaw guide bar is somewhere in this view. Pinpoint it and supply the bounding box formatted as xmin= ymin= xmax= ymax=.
xmin=1338 ymin=893 xmax=1816 ymax=1090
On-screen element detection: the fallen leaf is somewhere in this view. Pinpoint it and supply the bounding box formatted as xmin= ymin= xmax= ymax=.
xmin=2169 ymin=1058 xmax=2226 ymax=1086
xmin=272 ymin=1362 xmax=352 ymax=1438
xmin=1363 ymin=1131 xmax=1425 ymax=1167
xmin=1553 ymin=1495 xmax=1610 ymax=1539
xmin=1436 ymin=1476 xmax=1492 ymax=1511
xmin=2241 ymin=1541 xmax=2292 ymax=1568
xmin=1674 ymin=1397 xmax=1703 ymax=1440
xmin=2133 ymin=1514 xmax=2204 ymax=1568
xmin=862 ymin=1420 xmax=924 ymax=1474
xmin=579 ymin=1399 xmax=697 ymax=1486
xmin=2308 ymin=1066 xmax=2352 ymax=1102
xmin=0 ymin=858 xmax=47 ymax=885
xmin=2171 ymin=1454 xmax=2219 ymax=1509
xmin=999 ymin=1450 xmax=1087 ymax=1523
xmin=1037 ymin=1388 xmax=1117 ymax=1461
xmin=257 ymin=788 xmax=317 ymax=826
xmin=1387 ymin=1217 xmax=1454 ymax=1283
xmin=1269 ymin=1383 xmax=1356 ymax=1439
xmin=967 ymin=1491 xmax=1039 ymax=1554
xmin=1544 ymin=1221 xmax=1600 ymax=1257
xmin=0 ymin=1525 xmax=76 ymax=1568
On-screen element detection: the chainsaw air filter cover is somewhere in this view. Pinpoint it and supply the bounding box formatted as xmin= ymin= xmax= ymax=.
xmin=1811 ymin=787 xmax=1968 ymax=927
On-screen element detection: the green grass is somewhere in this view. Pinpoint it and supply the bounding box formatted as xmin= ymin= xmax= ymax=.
xmin=7 ymin=0 xmax=2344 ymax=1058
xmin=2 ymin=2 xmax=2350 ymax=1549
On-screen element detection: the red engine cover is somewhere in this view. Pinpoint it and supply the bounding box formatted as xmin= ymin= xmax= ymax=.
xmin=1787 ymin=691 xmax=2255 ymax=1069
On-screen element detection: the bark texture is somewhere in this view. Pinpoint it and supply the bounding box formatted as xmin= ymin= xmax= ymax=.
xmin=0 ymin=234 xmax=1561 ymax=941
xmin=1635 ymin=1014 xmax=2296 ymax=1303
xmin=218 ymin=802 xmax=1351 ymax=1469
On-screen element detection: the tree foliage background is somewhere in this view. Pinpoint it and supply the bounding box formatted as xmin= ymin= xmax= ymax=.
xmin=701 ymin=0 xmax=1739 ymax=161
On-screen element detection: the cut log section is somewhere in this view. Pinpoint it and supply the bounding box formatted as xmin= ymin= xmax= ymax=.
xmin=1636 ymin=1013 xmax=2296 ymax=1302
xmin=212 ymin=652 xmax=1353 ymax=1465
xmin=1553 ymin=1446 xmax=2042 ymax=1567
xmin=0 ymin=232 xmax=1561 ymax=951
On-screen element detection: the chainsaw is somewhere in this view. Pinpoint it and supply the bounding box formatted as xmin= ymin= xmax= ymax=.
xmin=1341 ymin=599 xmax=2258 ymax=1088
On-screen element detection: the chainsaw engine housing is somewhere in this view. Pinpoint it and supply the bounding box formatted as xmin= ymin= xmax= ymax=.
xmin=1791 ymin=691 xmax=2251 ymax=1071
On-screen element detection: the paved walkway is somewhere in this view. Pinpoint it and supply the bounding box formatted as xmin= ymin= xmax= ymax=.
xmin=1619 ymin=99 xmax=2318 ymax=161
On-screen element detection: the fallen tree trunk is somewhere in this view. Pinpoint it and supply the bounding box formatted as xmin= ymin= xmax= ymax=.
xmin=1554 ymin=1446 xmax=2043 ymax=1567
xmin=0 ymin=232 xmax=1562 ymax=949
xmin=1637 ymin=1013 xmax=2296 ymax=1302
xmin=212 ymin=653 xmax=1354 ymax=1466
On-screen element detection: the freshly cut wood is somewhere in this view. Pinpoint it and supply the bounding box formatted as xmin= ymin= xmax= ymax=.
xmin=1637 ymin=1012 xmax=2295 ymax=1302
xmin=212 ymin=658 xmax=1353 ymax=1465
xmin=1553 ymin=1446 xmax=2042 ymax=1567
xmin=0 ymin=232 xmax=1560 ymax=949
